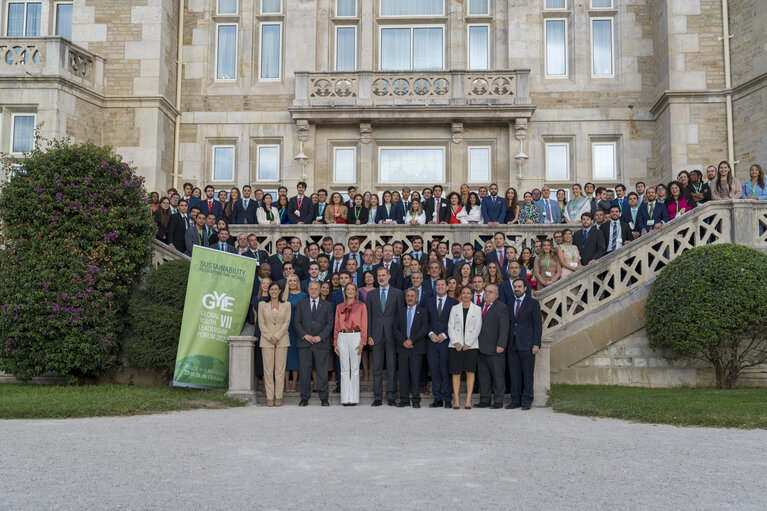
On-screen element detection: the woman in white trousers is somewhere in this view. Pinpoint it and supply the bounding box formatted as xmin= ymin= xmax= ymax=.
xmin=333 ymin=283 xmax=367 ymax=406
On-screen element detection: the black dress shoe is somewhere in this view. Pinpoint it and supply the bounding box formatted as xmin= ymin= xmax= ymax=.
xmin=521 ymin=404 xmax=531 ymax=410
xmin=342 ymin=403 xmax=349 ymax=407
xmin=491 ymin=403 xmax=503 ymax=409
xmin=396 ymin=401 xmax=409 ymax=408
xmin=349 ymin=403 xmax=356 ymax=407
xmin=444 ymin=401 xmax=452 ymax=409
xmin=321 ymin=400 xmax=329 ymax=406
xmin=371 ymin=400 xmax=382 ymax=407
xmin=475 ymin=402 xmax=490 ymax=408
xmin=505 ymin=403 xmax=522 ymax=410
xmin=429 ymin=400 xmax=443 ymax=408
xmin=334 ymin=386 xmax=341 ymax=393
xmin=412 ymin=402 xmax=421 ymax=409
xmin=298 ymin=399 xmax=309 ymax=407
xmin=387 ymin=399 xmax=396 ymax=406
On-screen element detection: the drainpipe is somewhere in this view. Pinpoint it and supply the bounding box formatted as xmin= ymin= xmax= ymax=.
xmin=720 ymin=0 xmax=736 ymax=167
xmin=172 ymin=0 xmax=185 ymax=190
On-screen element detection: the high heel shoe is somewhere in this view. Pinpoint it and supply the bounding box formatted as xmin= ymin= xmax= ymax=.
xmin=464 ymin=405 xmax=472 ymax=410
xmin=267 ymin=400 xmax=274 ymax=407
xmin=275 ymin=399 xmax=282 ymax=407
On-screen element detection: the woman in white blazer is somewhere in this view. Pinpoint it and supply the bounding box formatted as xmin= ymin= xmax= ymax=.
xmin=256 ymin=193 xmax=281 ymax=225
xmin=457 ymin=192 xmax=483 ymax=224
xmin=447 ymin=285 xmax=482 ymax=409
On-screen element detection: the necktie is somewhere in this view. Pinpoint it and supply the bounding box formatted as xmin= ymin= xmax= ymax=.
xmin=515 ymin=298 xmax=522 ymax=317
xmin=311 ymin=300 xmax=317 ymax=318
xmin=208 ymin=200 xmax=212 ymax=212
xmin=649 ymin=202 xmax=655 ymax=216
xmin=497 ymin=250 xmax=503 ymax=266
xmin=244 ymin=199 xmax=248 ymax=210
xmin=406 ymin=307 xmax=414 ymax=338
xmin=437 ymin=298 xmax=443 ymax=316
xmin=380 ymin=288 xmax=387 ymax=312
xmin=385 ymin=263 xmax=390 ymax=270
xmin=545 ymin=200 xmax=552 ymax=221
xmin=476 ymin=294 xmax=481 ymax=305
xmin=334 ymin=261 xmax=341 ymax=273
xmin=611 ymin=222 xmax=618 ymax=251
xmin=482 ymin=303 xmax=490 ymax=318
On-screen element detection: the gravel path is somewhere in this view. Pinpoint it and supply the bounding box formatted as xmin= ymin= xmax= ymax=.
xmin=1 ymin=406 xmax=766 ymax=510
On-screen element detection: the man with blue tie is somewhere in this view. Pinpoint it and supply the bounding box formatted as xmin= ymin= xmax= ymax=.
xmin=409 ymin=236 xmax=425 ymax=264
xmin=571 ymin=213 xmax=606 ymax=266
xmin=232 ymin=185 xmax=257 ymax=224
xmin=481 ymin=183 xmax=506 ymax=227
xmin=535 ymin=186 xmax=562 ymax=224
xmin=611 ymin=183 xmax=630 ymax=214
xmin=199 ymin=185 xmax=223 ymax=221
xmin=408 ymin=270 xmax=432 ymax=305
xmin=214 ymin=228 xmax=236 ymax=254
xmin=345 ymin=258 xmax=363 ymax=287
xmin=393 ymin=288 xmax=429 ymax=408
xmin=342 ymin=236 xmax=363 ymax=267
xmin=313 ymin=189 xmax=328 ymax=224
xmin=360 ymin=248 xmax=376 ymax=273
xmin=423 ymin=261 xmax=442 ymax=296
xmin=425 ymin=278 xmax=458 ymax=408
xmin=507 ymin=279 xmax=542 ymax=410
xmin=366 ymin=267 xmax=404 ymax=406
xmin=636 ymin=186 xmax=670 ymax=235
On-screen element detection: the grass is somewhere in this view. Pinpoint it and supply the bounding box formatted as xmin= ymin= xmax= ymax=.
xmin=0 ymin=384 xmax=246 ymax=419
xmin=549 ymin=384 xmax=767 ymax=429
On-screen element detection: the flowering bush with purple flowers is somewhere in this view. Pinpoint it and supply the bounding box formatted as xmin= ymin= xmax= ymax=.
xmin=0 ymin=138 xmax=155 ymax=382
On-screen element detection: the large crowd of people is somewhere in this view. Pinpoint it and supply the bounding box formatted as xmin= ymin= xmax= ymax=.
xmin=148 ymin=160 xmax=763 ymax=407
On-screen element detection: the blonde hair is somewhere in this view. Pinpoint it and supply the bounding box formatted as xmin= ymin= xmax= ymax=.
xmin=282 ymin=274 xmax=301 ymax=301
xmin=343 ymin=282 xmax=359 ymax=304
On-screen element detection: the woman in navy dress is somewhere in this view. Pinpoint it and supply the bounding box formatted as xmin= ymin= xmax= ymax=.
xmin=283 ymin=274 xmax=306 ymax=393
xmin=276 ymin=194 xmax=290 ymax=224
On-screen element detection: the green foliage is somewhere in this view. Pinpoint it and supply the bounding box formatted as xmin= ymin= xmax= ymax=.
xmin=646 ymin=244 xmax=767 ymax=388
xmin=122 ymin=259 xmax=190 ymax=379
xmin=0 ymin=138 xmax=155 ymax=382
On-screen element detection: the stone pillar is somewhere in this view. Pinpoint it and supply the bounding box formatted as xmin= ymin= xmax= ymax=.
xmin=730 ymin=201 xmax=759 ymax=249
xmin=227 ymin=336 xmax=257 ymax=403
xmin=533 ymin=339 xmax=551 ymax=407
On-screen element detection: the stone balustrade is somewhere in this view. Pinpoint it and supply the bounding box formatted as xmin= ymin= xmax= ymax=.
xmin=151 ymin=238 xmax=190 ymax=267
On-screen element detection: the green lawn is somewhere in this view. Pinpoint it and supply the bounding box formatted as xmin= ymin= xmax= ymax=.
xmin=0 ymin=384 xmax=245 ymax=419
xmin=549 ymin=384 xmax=767 ymax=429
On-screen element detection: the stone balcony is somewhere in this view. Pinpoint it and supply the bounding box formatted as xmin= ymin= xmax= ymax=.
xmin=290 ymin=69 xmax=535 ymax=124
xmin=0 ymin=37 xmax=104 ymax=94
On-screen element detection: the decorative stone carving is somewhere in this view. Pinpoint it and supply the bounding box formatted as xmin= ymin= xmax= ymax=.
xmin=514 ymin=118 xmax=528 ymax=141
xmin=360 ymin=122 xmax=372 ymax=144
xmin=309 ymin=76 xmax=357 ymax=98
xmin=1 ymin=44 xmax=43 ymax=67
xmin=451 ymin=122 xmax=463 ymax=144
xmin=465 ymin=73 xmax=515 ymax=97
xmin=371 ymin=75 xmax=450 ymax=97
xmin=296 ymin=119 xmax=309 ymax=142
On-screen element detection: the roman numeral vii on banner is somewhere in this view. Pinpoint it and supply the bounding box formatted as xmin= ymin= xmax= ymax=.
xmin=220 ymin=315 xmax=232 ymax=329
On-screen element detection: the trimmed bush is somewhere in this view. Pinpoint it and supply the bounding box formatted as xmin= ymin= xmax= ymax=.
xmin=0 ymin=138 xmax=155 ymax=382
xmin=646 ymin=244 xmax=767 ymax=388
xmin=122 ymin=259 xmax=190 ymax=380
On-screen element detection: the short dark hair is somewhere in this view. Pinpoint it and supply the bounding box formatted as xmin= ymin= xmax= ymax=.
xmin=627 ymin=191 xmax=639 ymax=198
xmin=178 ymin=199 xmax=188 ymax=206
xmin=242 ymin=184 xmax=251 ymax=191
xmin=204 ymin=185 xmax=215 ymax=192
xmin=596 ymin=186 xmax=606 ymax=194
xmin=297 ymin=181 xmax=308 ymax=189
xmin=190 ymin=206 xmax=200 ymax=214
xmin=609 ymin=205 xmax=621 ymax=213
xmin=513 ymin=278 xmax=527 ymax=289
xmin=317 ymin=254 xmax=329 ymax=261
xmin=636 ymin=181 xmax=646 ymax=187
xmin=317 ymin=188 xmax=328 ymax=196
xmin=183 ymin=182 xmax=193 ymax=190
xmin=615 ymin=183 xmax=626 ymax=192
xmin=581 ymin=212 xmax=594 ymax=220
xmin=347 ymin=185 xmax=356 ymax=192
xmin=338 ymin=270 xmax=351 ymax=278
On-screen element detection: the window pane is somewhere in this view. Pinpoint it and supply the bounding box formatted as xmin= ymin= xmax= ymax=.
xmin=334 ymin=148 xmax=355 ymax=182
xmin=218 ymin=0 xmax=237 ymax=14
xmin=545 ymin=0 xmax=565 ymax=8
xmin=262 ymin=0 xmax=280 ymax=13
xmin=546 ymin=20 xmax=566 ymax=76
xmin=469 ymin=0 xmax=488 ymax=15
xmin=381 ymin=28 xmax=410 ymax=70
xmin=592 ymin=19 xmax=613 ymax=75
xmin=593 ymin=144 xmax=615 ymax=179
xmin=25 ymin=2 xmax=41 ymax=36
xmin=337 ymin=0 xmax=356 ymax=16
xmin=55 ymin=3 xmax=73 ymax=40
xmin=7 ymin=3 xmax=25 ymax=36
xmin=591 ymin=0 xmax=611 ymax=7
xmin=258 ymin=146 xmax=279 ymax=180
xmin=380 ymin=148 xmax=444 ymax=183
xmin=213 ymin=147 xmax=234 ymax=181
xmin=546 ymin=144 xmax=568 ymax=180
xmin=413 ymin=28 xmax=442 ymax=70
xmin=336 ymin=27 xmax=356 ymax=71
xmin=468 ymin=25 xmax=488 ymax=70
xmin=216 ymin=25 xmax=236 ymax=80
xmin=380 ymin=0 xmax=443 ymax=16
xmin=468 ymin=148 xmax=490 ymax=182
xmin=260 ymin=24 xmax=281 ymax=78
xmin=12 ymin=116 xmax=35 ymax=153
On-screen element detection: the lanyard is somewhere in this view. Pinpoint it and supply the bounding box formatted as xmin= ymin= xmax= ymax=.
xmin=354 ymin=206 xmax=361 ymax=220
xmin=524 ymin=204 xmax=535 ymax=216
xmin=617 ymin=199 xmax=623 ymax=212
xmin=544 ymin=256 xmax=551 ymax=270
xmin=385 ymin=204 xmax=391 ymax=216
xmin=692 ymin=182 xmax=702 ymax=194
xmin=565 ymin=243 xmax=576 ymax=261
xmin=568 ymin=197 xmax=584 ymax=215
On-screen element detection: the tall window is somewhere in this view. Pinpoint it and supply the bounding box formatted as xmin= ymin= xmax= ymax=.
xmin=592 ymin=142 xmax=616 ymax=179
xmin=591 ymin=18 xmax=613 ymax=76
xmin=261 ymin=0 xmax=281 ymax=13
xmin=379 ymin=147 xmax=445 ymax=183
xmin=380 ymin=27 xmax=443 ymax=70
xmin=380 ymin=0 xmax=443 ymax=16
xmin=545 ymin=143 xmax=569 ymax=181
xmin=336 ymin=26 xmax=356 ymax=71
xmin=55 ymin=2 xmax=73 ymax=40
xmin=468 ymin=25 xmax=489 ymax=70
xmin=337 ymin=0 xmax=356 ymax=17
xmin=212 ymin=146 xmax=234 ymax=181
xmin=468 ymin=147 xmax=490 ymax=183
xmin=468 ymin=0 xmax=488 ymax=15
xmin=545 ymin=19 xmax=567 ymax=77
xmin=216 ymin=25 xmax=237 ymax=80
xmin=260 ymin=23 xmax=281 ymax=79
xmin=217 ymin=0 xmax=237 ymax=14
xmin=6 ymin=2 xmax=41 ymax=36
xmin=11 ymin=114 xmax=35 ymax=154
xmin=257 ymin=145 xmax=279 ymax=181
xmin=334 ymin=148 xmax=356 ymax=183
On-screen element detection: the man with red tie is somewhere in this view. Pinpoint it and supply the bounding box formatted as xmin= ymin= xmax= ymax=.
xmin=199 ymin=185 xmax=223 ymax=221
xmin=506 ymin=278 xmax=542 ymax=410
xmin=472 ymin=275 xmax=485 ymax=305
xmin=475 ymin=284 xmax=509 ymax=409
xmin=374 ymin=244 xmax=403 ymax=289
xmin=288 ymin=182 xmax=314 ymax=224
xmin=485 ymin=232 xmax=507 ymax=268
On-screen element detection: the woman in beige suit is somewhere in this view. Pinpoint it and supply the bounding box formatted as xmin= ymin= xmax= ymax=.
xmin=447 ymin=286 xmax=482 ymax=410
xmin=258 ymin=282 xmax=291 ymax=407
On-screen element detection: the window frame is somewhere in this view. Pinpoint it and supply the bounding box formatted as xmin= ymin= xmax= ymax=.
xmin=543 ymin=0 xmax=567 ymax=10
xmin=216 ymin=0 xmax=238 ymax=15
xmin=261 ymin=0 xmax=282 ymax=15
xmin=335 ymin=25 xmax=357 ymax=71
xmin=333 ymin=147 xmax=357 ymax=184
xmin=590 ymin=16 xmax=614 ymax=78
xmin=336 ymin=0 xmax=357 ymax=18
xmin=378 ymin=0 xmax=445 ymax=17
xmin=378 ymin=146 xmax=446 ymax=184
xmin=258 ymin=21 xmax=283 ymax=81
xmin=591 ymin=141 xmax=617 ymax=180
xmin=467 ymin=146 xmax=491 ymax=184
xmin=378 ymin=24 xmax=446 ymax=71
xmin=466 ymin=23 xmax=490 ymax=71
xmin=545 ymin=142 xmax=570 ymax=181
xmin=256 ymin=144 xmax=281 ymax=182
xmin=53 ymin=1 xmax=73 ymax=39
xmin=544 ymin=18 xmax=568 ymax=78
xmin=5 ymin=1 xmax=41 ymax=37
xmin=589 ymin=0 xmax=612 ymax=9
xmin=211 ymin=144 xmax=236 ymax=182
xmin=467 ymin=0 xmax=489 ymax=16
xmin=10 ymin=113 xmax=36 ymax=155
xmin=214 ymin=23 xmax=238 ymax=82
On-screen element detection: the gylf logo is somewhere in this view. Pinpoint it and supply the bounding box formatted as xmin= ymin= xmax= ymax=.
xmin=202 ymin=291 xmax=235 ymax=329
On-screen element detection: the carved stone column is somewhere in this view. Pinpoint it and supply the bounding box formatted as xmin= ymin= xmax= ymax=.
xmin=227 ymin=336 xmax=257 ymax=403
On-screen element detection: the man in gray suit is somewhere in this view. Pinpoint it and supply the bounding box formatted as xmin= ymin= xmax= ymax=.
xmin=294 ymin=281 xmax=334 ymax=406
xmin=535 ymin=185 xmax=562 ymax=224
xmin=184 ymin=212 xmax=209 ymax=256
xmin=366 ymin=266 xmax=404 ymax=407
xmin=475 ymin=284 xmax=510 ymax=409
xmin=211 ymin=228 xmax=237 ymax=253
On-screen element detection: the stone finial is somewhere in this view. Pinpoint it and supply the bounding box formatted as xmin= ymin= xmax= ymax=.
xmin=514 ymin=118 xmax=528 ymax=141
xmin=451 ymin=122 xmax=464 ymax=144
xmin=296 ymin=120 xmax=310 ymax=142
xmin=360 ymin=122 xmax=372 ymax=144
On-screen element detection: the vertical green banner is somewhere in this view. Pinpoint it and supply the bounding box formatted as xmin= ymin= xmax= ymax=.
xmin=171 ymin=246 xmax=257 ymax=389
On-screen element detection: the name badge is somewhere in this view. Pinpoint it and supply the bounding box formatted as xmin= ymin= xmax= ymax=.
xmin=629 ymin=222 xmax=635 ymax=229
xmin=545 ymin=271 xmax=552 ymax=277
xmin=295 ymin=210 xmax=301 ymax=216
xmin=646 ymin=220 xmax=655 ymax=226
xmin=570 ymin=262 xmax=578 ymax=268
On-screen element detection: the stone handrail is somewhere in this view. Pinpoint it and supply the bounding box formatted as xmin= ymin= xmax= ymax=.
xmin=151 ymin=238 xmax=190 ymax=267
xmin=535 ymin=200 xmax=767 ymax=335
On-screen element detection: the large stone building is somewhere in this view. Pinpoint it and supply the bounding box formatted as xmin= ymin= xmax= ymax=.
xmin=0 ymin=0 xmax=765 ymax=195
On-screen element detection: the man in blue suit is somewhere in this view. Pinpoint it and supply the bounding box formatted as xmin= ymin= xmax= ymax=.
xmin=635 ymin=186 xmax=670 ymax=235
xmin=199 ymin=185 xmax=223 ymax=221
xmin=611 ymin=183 xmax=630 ymax=215
xmin=535 ymin=185 xmax=562 ymax=224
xmin=287 ymin=181 xmax=314 ymax=224
xmin=181 ymin=182 xmax=200 ymax=211
xmin=485 ymin=232 xmax=508 ymax=268
xmin=393 ymin=288 xmax=430 ymax=408
xmin=506 ymin=278 xmax=542 ymax=410
xmin=232 ymin=184 xmax=257 ymax=224
xmin=424 ymin=278 xmax=457 ymax=408
xmin=480 ymin=183 xmax=506 ymax=226
xmin=499 ymin=261 xmax=529 ymax=304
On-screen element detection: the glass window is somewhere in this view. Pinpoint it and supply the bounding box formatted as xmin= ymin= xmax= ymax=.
xmin=468 ymin=0 xmax=488 ymax=15
xmin=545 ymin=0 xmax=566 ymax=8
xmin=468 ymin=147 xmax=490 ymax=183
xmin=381 ymin=27 xmax=443 ymax=70
xmin=218 ymin=0 xmax=237 ymax=14
xmin=11 ymin=115 xmax=35 ymax=154
xmin=257 ymin=145 xmax=279 ymax=181
xmin=545 ymin=19 xmax=566 ymax=76
xmin=260 ymin=23 xmax=281 ymax=79
xmin=380 ymin=0 xmax=443 ymax=16
xmin=334 ymin=148 xmax=356 ymax=183
xmin=591 ymin=0 xmax=611 ymax=7
xmin=593 ymin=143 xmax=616 ymax=179
xmin=213 ymin=146 xmax=234 ymax=181
xmin=7 ymin=2 xmax=41 ymax=36
xmin=545 ymin=144 xmax=569 ymax=180
xmin=592 ymin=18 xmax=613 ymax=76
xmin=216 ymin=25 xmax=237 ymax=80
xmin=262 ymin=0 xmax=281 ymax=13
xmin=336 ymin=26 xmax=356 ymax=71
xmin=55 ymin=3 xmax=73 ymax=40
xmin=468 ymin=25 xmax=488 ymax=70
xmin=337 ymin=0 xmax=356 ymax=17
xmin=380 ymin=148 xmax=444 ymax=183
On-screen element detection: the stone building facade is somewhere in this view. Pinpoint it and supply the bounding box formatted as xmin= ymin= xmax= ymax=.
xmin=0 ymin=0 xmax=764 ymax=195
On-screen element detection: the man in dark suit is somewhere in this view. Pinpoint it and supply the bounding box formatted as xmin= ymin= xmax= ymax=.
xmin=409 ymin=236 xmax=426 ymax=264
xmin=499 ymin=261 xmax=530 ymax=304
xmin=635 ymin=186 xmax=670 ymax=235
xmin=435 ymin=242 xmax=455 ymax=277
xmin=181 ymin=182 xmax=200 ymax=211
xmin=403 ymin=270 xmax=432 ymax=304
xmin=342 ymin=236 xmax=363 ymax=267
xmin=243 ymin=234 xmax=269 ymax=266
xmin=393 ymin=288 xmax=429 ymax=408
xmin=287 ymin=181 xmax=314 ymax=224
xmin=204 ymin=214 xmax=218 ymax=246
xmin=480 ymin=183 xmax=506 ymax=226
xmin=374 ymin=244 xmax=404 ymax=289
xmin=603 ymin=206 xmax=633 ymax=253
xmin=184 ymin=212 xmax=209 ymax=256
xmin=475 ymin=285 xmax=509 ymax=409
xmin=506 ymin=279 xmax=542 ymax=410
xmin=312 ymin=189 xmax=328 ymax=224
xmin=232 ymin=185 xmax=257 ymax=224
xmin=424 ymin=278 xmax=458 ymax=408
xmin=199 ymin=185 xmax=223 ymax=221
xmin=294 ymin=282 xmax=334 ymax=406
xmin=423 ymin=184 xmax=449 ymax=224
xmin=485 ymin=232 xmax=507 ymax=268
xmin=366 ymin=266 xmax=404 ymax=406
xmin=168 ymin=199 xmax=190 ymax=253
xmin=572 ymin=212 xmax=606 ymax=266
xmin=212 ymin=228 xmax=237 ymax=254
xmin=422 ymin=261 xmax=442 ymax=296
xmin=301 ymin=262 xmax=324 ymax=293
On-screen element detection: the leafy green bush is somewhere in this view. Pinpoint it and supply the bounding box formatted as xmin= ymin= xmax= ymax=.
xmin=122 ymin=259 xmax=190 ymax=380
xmin=646 ymin=244 xmax=767 ymax=388
xmin=0 ymin=138 xmax=155 ymax=382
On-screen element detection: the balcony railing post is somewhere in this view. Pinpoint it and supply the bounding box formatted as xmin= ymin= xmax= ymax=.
xmin=359 ymin=71 xmax=372 ymax=106
xmin=452 ymin=70 xmax=465 ymax=105
xmin=294 ymin=71 xmax=309 ymax=106
xmin=514 ymin=69 xmax=531 ymax=105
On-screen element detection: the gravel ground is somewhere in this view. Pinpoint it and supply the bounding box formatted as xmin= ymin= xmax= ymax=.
xmin=1 ymin=406 xmax=766 ymax=510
